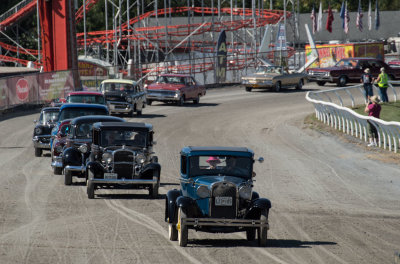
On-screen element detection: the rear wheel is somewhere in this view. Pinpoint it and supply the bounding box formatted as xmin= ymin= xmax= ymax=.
xmin=169 ymin=223 xmax=178 ymax=241
xmin=193 ymin=95 xmax=200 ymax=104
xmin=295 ymin=79 xmax=303 ymax=90
xmin=316 ymin=81 xmax=326 ymax=86
xmin=177 ymin=96 xmax=184 ymax=106
xmin=177 ymin=207 xmax=188 ymax=247
xmin=257 ymin=209 xmax=268 ymax=247
xmin=34 ymin=148 xmax=42 ymax=157
xmin=64 ymin=170 xmax=72 ymax=185
xmin=337 ymin=76 xmax=348 ymax=87
xmin=274 ymin=81 xmax=281 ymax=92
xmin=245 ymin=87 xmax=252 ymax=92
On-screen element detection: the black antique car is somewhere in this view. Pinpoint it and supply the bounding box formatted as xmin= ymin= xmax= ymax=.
xmin=32 ymin=107 xmax=60 ymax=157
xmin=165 ymin=146 xmax=270 ymax=247
xmin=86 ymin=122 xmax=160 ymax=199
xmin=62 ymin=115 xmax=125 ymax=185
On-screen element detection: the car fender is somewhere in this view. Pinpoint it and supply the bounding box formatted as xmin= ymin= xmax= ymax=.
xmin=165 ymin=189 xmax=181 ymax=223
xmin=86 ymin=161 xmax=104 ymax=178
xmin=245 ymin=198 xmax=272 ymax=219
xmin=63 ymin=147 xmax=82 ymax=166
xmin=140 ymin=162 xmax=161 ymax=178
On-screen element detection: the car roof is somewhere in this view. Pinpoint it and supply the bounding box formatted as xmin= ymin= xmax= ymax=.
xmin=93 ymin=122 xmax=153 ymax=130
xmin=68 ymin=91 xmax=103 ymax=96
xmin=41 ymin=107 xmax=60 ymax=112
xmin=70 ymin=115 xmax=125 ymax=125
xmin=181 ymin=146 xmax=254 ymax=156
xmin=60 ymin=103 xmax=108 ymax=111
xmin=101 ymin=79 xmax=137 ymax=85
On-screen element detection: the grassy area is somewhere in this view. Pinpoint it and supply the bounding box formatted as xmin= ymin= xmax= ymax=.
xmin=352 ymin=101 xmax=400 ymax=122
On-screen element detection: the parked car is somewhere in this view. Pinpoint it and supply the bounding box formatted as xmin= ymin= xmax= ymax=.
xmin=32 ymin=107 xmax=59 ymax=157
xmin=51 ymin=120 xmax=71 ymax=175
xmin=307 ymin=57 xmax=400 ymax=86
xmin=99 ymin=79 xmax=145 ymax=116
xmin=65 ymin=91 xmax=106 ymax=105
xmin=241 ymin=65 xmax=307 ymax=92
xmin=145 ymin=74 xmax=206 ymax=106
xmin=165 ymin=146 xmax=270 ymax=247
xmin=62 ymin=115 xmax=125 ymax=185
xmin=86 ymin=122 xmax=160 ymax=199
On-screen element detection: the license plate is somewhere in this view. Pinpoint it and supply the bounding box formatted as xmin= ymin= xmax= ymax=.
xmin=104 ymin=173 xmax=117 ymax=179
xmin=215 ymin=197 xmax=232 ymax=206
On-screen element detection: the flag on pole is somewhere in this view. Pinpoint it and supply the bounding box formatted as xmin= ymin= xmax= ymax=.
xmin=325 ymin=4 xmax=334 ymax=33
xmin=340 ymin=1 xmax=345 ymax=28
xmin=375 ymin=0 xmax=380 ymax=30
xmin=368 ymin=0 xmax=372 ymax=31
xmin=310 ymin=4 xmax=317 ymax=34
xmin=356 ymin=0 xmax=363 ymax=32
xmin=344 ymin=1 xmax=350 ymax=34
xmin=317 ymin=1 xmax=323 ymax=32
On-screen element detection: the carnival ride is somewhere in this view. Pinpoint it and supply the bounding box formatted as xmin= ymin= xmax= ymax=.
xmin=0 ymin=0 xmax=293 ymax=78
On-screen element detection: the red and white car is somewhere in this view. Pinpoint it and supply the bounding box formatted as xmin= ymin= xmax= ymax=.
xmin=145 ymin=74 xmax=206 ymax=106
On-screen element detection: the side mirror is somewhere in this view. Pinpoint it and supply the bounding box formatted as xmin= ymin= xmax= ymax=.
xmin=257 ymin=157 xmax=264 ymax=163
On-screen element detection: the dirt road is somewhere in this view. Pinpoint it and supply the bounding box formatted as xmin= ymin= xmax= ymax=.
xmin=0 ymin=84 xmax=399 ymax=264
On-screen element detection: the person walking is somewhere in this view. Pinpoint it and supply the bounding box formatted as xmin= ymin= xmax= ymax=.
xmin=361 ymin=68 xmax=373 ymax=101
xmin=374 ymin=67 xmax=389 ymax=102
xmin=364 ymin=95 xmax=382 ymax=147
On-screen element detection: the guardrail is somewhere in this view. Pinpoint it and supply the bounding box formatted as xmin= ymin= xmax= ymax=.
xmin=305 ymin=81 xmax=400 ymax=153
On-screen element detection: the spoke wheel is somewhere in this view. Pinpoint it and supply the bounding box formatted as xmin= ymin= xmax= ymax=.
xmin=177 ymin=207 xmax=188 ymax=247
xmin=257 ymin=209 xmax=268 ymax=247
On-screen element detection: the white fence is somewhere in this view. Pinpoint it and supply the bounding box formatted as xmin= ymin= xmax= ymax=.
xmin=305 ymin=81 xmax=400 ymax=153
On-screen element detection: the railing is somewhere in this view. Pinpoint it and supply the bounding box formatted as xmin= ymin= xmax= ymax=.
xmin=0 ymin=0 xmax=33 ymax=22
xmin=305 ymin=81 xmax=400 ymax=153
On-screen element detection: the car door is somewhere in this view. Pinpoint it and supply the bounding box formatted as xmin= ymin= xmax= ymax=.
xmin=369 ymin=60 xmax=382 ymax=78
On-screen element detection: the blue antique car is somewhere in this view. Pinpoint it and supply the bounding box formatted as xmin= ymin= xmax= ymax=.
xmin=165 ymin=146 xmax=270 ymax=247
xmin=62 ymin=115 xmax=125 ymax=185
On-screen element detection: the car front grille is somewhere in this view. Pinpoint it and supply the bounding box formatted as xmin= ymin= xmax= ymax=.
xmin=210 ymin=182 xmax=237 ymax=219
xmin=310 ymin=71 xmax=328 ymax=77
xmin=113 ymin=150 xmax=135 ymax=179
xmin=147 ymin=90 xmax=176 ymax=96
xmin=106 ymin=96 xmax=126 ymax=102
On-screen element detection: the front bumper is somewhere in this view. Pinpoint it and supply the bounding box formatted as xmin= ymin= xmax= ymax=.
xmin=182 ymin=218 xmax=269 ymax=228
xmin=241 ymin=80 xmax=274 ymax=88
xmin=32 ymin=136 xmax=51 ymax=149
xmin=107 ymin=102 xmax=133 ymax=113
xmin=51 ymin=156 xmax=63 ymax=169
xmin=307 ymin=75 xmax=333 ymax=82
xmin=146 ymin=93 xmax=181 ymax=102
xmin=90 ymin=178 xmax=158 ymax=186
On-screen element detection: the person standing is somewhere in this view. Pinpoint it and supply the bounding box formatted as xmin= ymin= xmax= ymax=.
xmin=374 ymin=67 xmax=389 ymax=102
xmin=361 ymin=68 xmax=373 ymax=101
xmin=364 ymin=95 xmax=382 ymax=147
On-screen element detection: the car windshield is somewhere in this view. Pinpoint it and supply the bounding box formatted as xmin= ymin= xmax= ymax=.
xmin=256 ymin=66 xmax=282 ymax=74
xmin=335 ymin=59 xmax=358 ymax=67
xmin=188 ymin=155 xmax=253 ymax=178
xmin=67 ymin=95 xmax=105 ymax=104
xmin=102 ymin=82 xmax=137 ymax=92
xmin=58 ymin=108 xmax=108 ymax=121
xmin=100 ymin=129 xmax=147 ymax=147
xmin=155 ymin=76 xmax=185 ymax=84
xmin=40 ymin=111 xmax=59 ymax=124
xmin=75 ymin=123 xmax=95 ymax=139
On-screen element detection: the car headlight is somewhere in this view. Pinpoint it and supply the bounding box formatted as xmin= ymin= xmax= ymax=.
xmin=239 ymin=185 xmax=252 ymax=200
xmin=102 ymin=152 xmax=112 ymax=164
xmin=136 ymin=153 xmax=146 ymax=164
xmin=196 ymin=185 xmax=210 ymax=198
xmin=35 ymin=127 xmax=42 ymax=135
xmin=126 ymin=97 xmax=132 ymax=103
xmin=325 ymin=72 xmax=330 ymax=77
xmin=78 ymin=144 xmax=88 ymax=154
xmin=308 ymin=71 xmax=313 ymax=75
xmin=55 ymin=145 xmax=63 ymax=153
